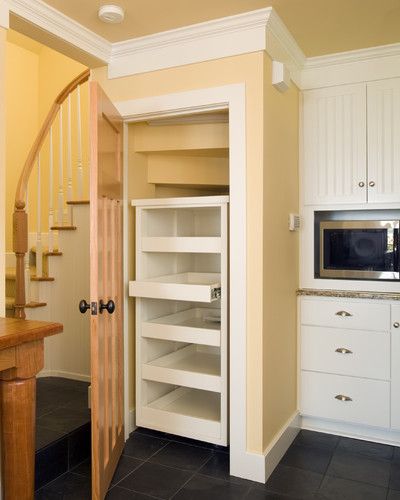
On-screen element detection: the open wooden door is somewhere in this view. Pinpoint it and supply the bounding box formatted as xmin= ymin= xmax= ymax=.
xmin=89 ymin=81 xmax=124 ymax=500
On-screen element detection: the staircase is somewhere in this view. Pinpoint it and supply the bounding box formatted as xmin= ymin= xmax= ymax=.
xmin=7 ymin=68 xmax=91 ymax=380
xmin=11 ymin=69 xmax=90 ymax=319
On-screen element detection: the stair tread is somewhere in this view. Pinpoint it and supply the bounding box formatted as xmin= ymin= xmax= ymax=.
xmin=31 ymin=247 xmax=62 ymax=256
xmin=50 ymin=226 xmax=77 ymax=230
xmin=5 ymin=297 xmax=47 ymax=309
xmin=6 ymin=267 xmax=55 ymax=282
xmin=66 ymin=200 xmax=89 ymax=205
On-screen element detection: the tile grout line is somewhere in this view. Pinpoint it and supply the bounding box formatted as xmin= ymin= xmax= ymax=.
xmin=168 ymin=450 xmax=216 ymax=499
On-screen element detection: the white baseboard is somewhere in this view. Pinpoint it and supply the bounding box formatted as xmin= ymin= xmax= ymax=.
xmin=231 ymin=410 xmax=300 ymax=484
xmin=264 ymin=411 xmax=301 ymax=481
xmin=301 ymin=415 xmax=400 ymax=446
xmin=38 ymin=369 xmax=91 ymax=383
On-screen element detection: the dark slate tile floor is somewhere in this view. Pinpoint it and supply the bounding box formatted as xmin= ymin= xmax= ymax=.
xmin=35 ymin=377 xmax=91 ymax=491
xmin=35 ymin=428 xmax=400 ymax=499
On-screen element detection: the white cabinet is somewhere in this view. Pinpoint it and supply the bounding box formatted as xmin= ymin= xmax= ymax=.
xmin=299 ymin=296 xmax=400 ymax=434
xmin=302 ymin=84 xmax=367 ymax=205
xmin=391 ymin=304 xmax=400 ymax=430
xmin=302 ymin=78 xmax=400 ymax=205
xmin=367 ymin=78 xmax=400 ymax=204
xmin=129 ymin=196 xmax=229 ymax=445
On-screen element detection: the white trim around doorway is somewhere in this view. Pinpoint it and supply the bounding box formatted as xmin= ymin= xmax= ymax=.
xmin=117 ymin=83 xmax=266 ymax=482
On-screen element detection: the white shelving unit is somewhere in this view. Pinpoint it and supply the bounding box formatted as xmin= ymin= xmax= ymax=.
xmin=129 ymin=196 xmax=229 ymax=445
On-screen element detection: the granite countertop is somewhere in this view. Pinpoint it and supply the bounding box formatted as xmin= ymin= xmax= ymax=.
xmin=297 ymin=288 xmax=400 ymax=301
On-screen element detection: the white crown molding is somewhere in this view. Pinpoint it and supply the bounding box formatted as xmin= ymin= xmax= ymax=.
xmin=2 ymin=0 xmax=399 ymax=89
xmin=108 ymin=7 xmax=306 ymax=84
xmin=301 ymin=42 xmax=400 ymax=89
xmin=265 ymin=8 xmax=306 ymax=85
xmin=5 ymin=0 xmax=111 ymax=62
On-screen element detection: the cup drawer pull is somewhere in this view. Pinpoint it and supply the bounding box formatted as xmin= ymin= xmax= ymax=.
xmin=335 ymin=347 xmax=353 ymax=354
xmin=335 ymin=310 xmax=352 ymax=317
xmin=335 ymin=394 xmax=353 ymax=402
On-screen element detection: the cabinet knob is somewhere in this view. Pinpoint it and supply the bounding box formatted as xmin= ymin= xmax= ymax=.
xmin=358 ymin=181 xmax=365 ymax=188
xmin=369 ymin=181 xmax=376 ymax=187
xmin=335 ymin=310 xmax=352 ymax=317
xmin=335 ymin=394 xmax=353 ymax=402
xmin=335 ymin=347 xmax=353 ymax=354
xmin=394 ymin=322 xmax=400 ymax=329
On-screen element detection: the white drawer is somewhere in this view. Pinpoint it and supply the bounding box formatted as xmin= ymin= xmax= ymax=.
xmin=301 ymin=298 xmax=390 ymax=331
xmin=301 ymin=371 xmax=390 ymax=428
xmin=301 ymin=326 xmax=390 ymax=380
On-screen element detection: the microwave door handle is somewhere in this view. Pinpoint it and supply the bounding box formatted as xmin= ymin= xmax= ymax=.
xmin=395 ymin=228 xmax=400 ymax=274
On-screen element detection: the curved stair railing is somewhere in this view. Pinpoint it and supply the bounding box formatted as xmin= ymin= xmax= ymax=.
xmin=13 ymin=69 xmax=90 ymax=319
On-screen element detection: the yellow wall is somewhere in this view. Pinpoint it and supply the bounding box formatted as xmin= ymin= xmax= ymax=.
xmin=93 ymin=52 xmax=266 ymax=453
xmin=5 ymin=31 xmax=88 ymax=252
xmin=5 ymin=33 xmax=39 ymax=252
xmin=262 ymin=54 xmax=299 ymax=449
xmin=0 ymin=27 xmax=6 ymax=315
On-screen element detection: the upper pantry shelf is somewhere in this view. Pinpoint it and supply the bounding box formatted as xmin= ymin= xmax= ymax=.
xmin=129 ymin=272 xmax=221 ymax=303
xmin=131 ymin=196 xmax=229 ymax=207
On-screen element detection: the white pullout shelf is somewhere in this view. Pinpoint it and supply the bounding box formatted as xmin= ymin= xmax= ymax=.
xmin=143 ymin=344 xmax=221 ymax=392
xmin=130 ymin=195 xmax=229 ymax=445
xmin=142 ymin=307 xmax=221 ymax=347
xmin=129 ymin=272 xmax=221 ymax=302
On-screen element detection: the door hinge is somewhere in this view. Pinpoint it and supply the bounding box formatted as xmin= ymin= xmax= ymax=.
xmin=91 ymin=302 xmax=98 ymax=315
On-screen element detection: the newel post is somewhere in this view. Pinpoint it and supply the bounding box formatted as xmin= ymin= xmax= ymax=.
xmin=13 ymin=201 xmax=28 ymax=319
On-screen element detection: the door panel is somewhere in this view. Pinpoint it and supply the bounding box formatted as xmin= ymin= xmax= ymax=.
xmin=90 ymin=81 xmax=124 ymax=500
xmin=367 ymin=78 xmax=400 ymax=203
xmin=302 ymin=83 xmax=367 ymax=205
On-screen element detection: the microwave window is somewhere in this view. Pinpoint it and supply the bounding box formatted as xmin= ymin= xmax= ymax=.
xmin=323 ymin=229 xmax=396 ymax=272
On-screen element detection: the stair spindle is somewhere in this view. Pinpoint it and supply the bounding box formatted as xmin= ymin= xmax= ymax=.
xmin=36 ymin=155 xmax=43 ymax=279
xmin=58 ymin=106 xmax=64 ymax=226
xmin=48 ymin=126 xmax=55 ymax=252
xmin=24 ymin=191 xmax=30 ymax=305
xmin=77 ymin=85 xmax=83 ymax=200
xmin=67 ymin=93 xmax=73 ymax=224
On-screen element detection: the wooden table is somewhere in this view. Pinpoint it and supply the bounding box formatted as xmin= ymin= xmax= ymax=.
xmin=0 ymin=317 xmax=63 ymax=500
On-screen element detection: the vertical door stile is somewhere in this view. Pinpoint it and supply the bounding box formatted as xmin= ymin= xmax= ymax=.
xmin=116 ymin=200 xmax=124 ymax=434
xmin=102 ymin=195 xmax=110 ymax=465
xmin=110 ymin=199 xmax=117 ymax=446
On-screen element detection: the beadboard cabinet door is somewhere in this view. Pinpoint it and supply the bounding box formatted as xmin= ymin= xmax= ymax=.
xmin=367 ymin=78 xmax=400 ymax=204
xmin=302 ymin=83 xmax=367 ymax=205
xmin=392 ymin=304 xmax=400 ymax=430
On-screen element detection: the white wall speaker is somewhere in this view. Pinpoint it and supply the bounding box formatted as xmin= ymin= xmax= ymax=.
xmin=272 ymin=61 xmax=290 ymax=93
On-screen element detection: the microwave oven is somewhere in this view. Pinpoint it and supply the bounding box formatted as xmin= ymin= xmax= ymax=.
xmin=319 ymin=220 xmax=400 ymax=281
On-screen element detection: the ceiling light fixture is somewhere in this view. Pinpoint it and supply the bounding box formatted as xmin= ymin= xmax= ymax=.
xmin=98 ymin=4 xmax=125 ymax=24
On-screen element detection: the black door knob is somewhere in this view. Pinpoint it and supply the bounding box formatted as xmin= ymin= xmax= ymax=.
xmin=100 ymin=299 xmax=115 ymax=314
xmin=79 ymin=300 xmax=90 ymax=314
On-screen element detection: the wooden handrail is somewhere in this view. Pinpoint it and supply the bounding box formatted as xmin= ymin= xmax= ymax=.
xmin=13 ymin=68 xmax=90 ymax=319
xmin=15 ymin=69 xmax=90 ymax=209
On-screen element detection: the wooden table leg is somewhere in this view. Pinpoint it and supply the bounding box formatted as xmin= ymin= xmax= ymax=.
xmin=0 ymin=339 xmax=44 ymax=500
xmin=0 ymin=377 xmax=36 ymax=500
